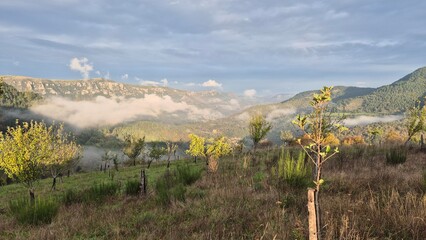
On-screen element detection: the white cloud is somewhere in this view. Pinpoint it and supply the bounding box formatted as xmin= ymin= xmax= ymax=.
xmin=266 ymin=108 xmax=296 ymax=121
xmin=244 ymin=89 xmax=257 ymax=98
xmin=202 ymin=79 xmax=222 ymax=88
xmin=30 ymin=95 xmax=223 ymax=128
xmin=121 ymin=74 xmax=129 ymax=80
xmin=69 ymin=57 xmax=94 ymax=79
xmin=343 ymin=115 xmax=403 ymax=126
xmin=138 ymin=78 xmax=168 ymax=87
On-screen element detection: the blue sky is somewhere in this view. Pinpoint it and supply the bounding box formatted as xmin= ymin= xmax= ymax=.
xmin=0 ymin=0 xmax=425 ymax=97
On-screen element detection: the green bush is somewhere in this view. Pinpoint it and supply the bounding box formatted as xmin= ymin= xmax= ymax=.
xmin=176 ymin=164 xmax=202 ymax=185
xmin=83 ymin=181 xmax=121 ymax=203
xmin=272 ymin=148 xmax=310 ymax=188
xmin=386 ymin=147 xmax=407 ymax=165
xmin=62 ymin=189 xmax=81 ymax=206
xmin=9 ymin=197 xmax=59 ymax=225
xmin=253 ymin=171 xmax=265 ymax=191
xmin=155 ymin=173 xmax=173 ymax=205
xmin=125 ymin=179 xmax=141 ymax=196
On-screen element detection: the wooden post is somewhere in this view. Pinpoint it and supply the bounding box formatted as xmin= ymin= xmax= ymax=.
xmin=421 ymin=134 xmax=424 ymax=150
xmin=140 ymin=169 xmax=147 ymax=195
xmin=308 ymin=188 xmax=318 ymax=240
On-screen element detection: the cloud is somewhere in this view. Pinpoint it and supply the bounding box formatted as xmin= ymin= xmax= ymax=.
xmin=121 ymin=74 xmax=128 ymax=80
xmin=69 ymin=57 xmax=94 ymax=79
xmin=343 ymin=115 xmax=403 ymax=126
xmin=266 ymin=108 xmax=296 ymax=121
xmin=138 ymin=78 xmax=168 ymax=87
xmin=201 ymin=79 xmax=222 ymax=88
xmin=30 ymin=95 xmax=223 ymax=128
xmin=244 ymin=89 xmax=257 ymax=98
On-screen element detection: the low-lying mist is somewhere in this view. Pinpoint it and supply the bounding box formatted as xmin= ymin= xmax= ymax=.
xmin=29 ymin=95 xmax=225 ymax=128
xmin=343 ymin=115 xmax=403 ymax=126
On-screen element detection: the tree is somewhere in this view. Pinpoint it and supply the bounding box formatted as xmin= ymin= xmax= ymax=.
xmin=367 ymin=127 xmax=383 ymax=145
xmin=148 ymin=143 xmax=166 ymax=168
xmin=205 ymin=136 xmax=232 ymax=172
xmin=248 ymin=114 xmax=272 ymax=155
xmin=405 ymin=99 xmax=426 ymax=145
xmin=186 ymin=134 xmax=206 ymax=163
xmin=292 ymin=86 xmax=346 ymax=240
xmin=0 ymin=121 xmax=53 ymax=201
xmin=280 ymin=130 xmax=294 ymax=146
xmin=165 ymin=141 xmax=178 ymax=168
xmin=45 ymin=124 xmax=81 ymax=191
xmin=123 ymin=135 xmax=145 ymax=166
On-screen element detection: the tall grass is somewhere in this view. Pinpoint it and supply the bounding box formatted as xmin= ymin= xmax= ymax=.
xmin=9 ymin=197 xmax=59 ymax=225
xmin=386 ymin=146 xmax=407 ymax=165
xmin=125 ymin=179 xmax=141 ymax=196
xmin=272 ymin=148 xmax=310 ymax=188
xmin=83 ymin=181 xmax=121 ymax=203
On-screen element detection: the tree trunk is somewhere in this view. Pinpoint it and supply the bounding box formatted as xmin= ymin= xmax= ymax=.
xmin=67 ymin=170 xmax=70 ymax=177
xmin=308 ymin=188 xmax=318 ymax=240
xmin=147 ymin=160 xmax=153 ymax=169
xmin=140 ymin=169 xmax=147 ymax=195
xmin=29 ymin=188 xmax=35 ymax=203
xmin=133 ymin=158 xmax=136 ymax=166
xmin=167 ymin=156 xmax=171 ymax=168
xmin=51 ymin=177 xmax=57 ymax=191
xmin=194 ymin=156 xmax=197 ymax=163
xmin=421 ymin=134 xmax=424 ymax=149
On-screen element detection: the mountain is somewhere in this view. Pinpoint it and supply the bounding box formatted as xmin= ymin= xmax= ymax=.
xmin=340 ymin=67 xmax=426 ymax=113
xmin=1 ymin=76 xmax=259 ymax=125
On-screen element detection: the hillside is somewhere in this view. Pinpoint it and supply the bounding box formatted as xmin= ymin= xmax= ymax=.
xmin=341 ymin=67 xmax=426 ymax=113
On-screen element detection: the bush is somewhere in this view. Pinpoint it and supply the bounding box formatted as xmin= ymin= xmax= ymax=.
xmin=83 ymin=181 xmax=121 ymax=203
xmin=62 ymin=189 xmax=81 ymax=205
xmin=386 ymin=147 xmax=407 ymax=165
xmin=272 ymin=148 xmax=310 ymax=188
xmin=176 ymin=164 xmax=202 ymax=185
xmin=125 ymin=179 xmax=141 ymax=196
xmin=9 ymin=197 xmax=59 ymax=225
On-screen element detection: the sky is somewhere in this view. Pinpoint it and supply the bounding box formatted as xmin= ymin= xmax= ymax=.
xmin=0 ymin=0 xmax=425 ymax=97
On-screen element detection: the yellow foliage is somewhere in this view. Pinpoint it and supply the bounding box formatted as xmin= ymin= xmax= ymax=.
xmin=324 ymin=133 xmax=340 ymax=146
xmin=342 ymin=135 xmax=366 ymax=146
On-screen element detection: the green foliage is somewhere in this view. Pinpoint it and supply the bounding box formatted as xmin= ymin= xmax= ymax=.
xmin=83 ymin=182 xmax=121 ymax=203
xmin=155 ymin=164 xmax=202 ymax=206
xmin=405 ymin=99 xmax=426 ymax=144
xmin=186 ymin=134 xmax=206 ymax=159
xmin=9 ymin=197 xmax=59 ymax=225
xmin=0 ymin=121 xmax=53 ymax=194
xmin=253 ymin=171 xmax=265 ymax=191
xmin=0 ymin=78 xmax=41 ymax=108
xmin=149 ymin=143 xmax=167 ymax=161
xmin=385 ymin=147 xmax=407 ymax=165
xmin=206 ymin=136 xmax=232 ymax=160
xmin=248 ymin=114 xmax=272 ymax=151
xmin=175 ymin=164 xmax=202 ymax=185
xmin=125 ymin=179 xmax=141 ymax=196
xmin=123 ymin=135 xmax=145 ymax=165
xmin=272 ymin=149 xmax=310 ymax=188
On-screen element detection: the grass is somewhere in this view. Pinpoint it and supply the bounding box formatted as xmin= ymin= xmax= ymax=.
xmin=9 ymin=197 xmax=59 ymax=225
xmin=0 ymin=148 xmax=425 ymax=239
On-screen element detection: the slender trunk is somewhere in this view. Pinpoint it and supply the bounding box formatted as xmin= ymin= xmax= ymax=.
xmin=308 ymin=188 xmax=318 ymax=240
xmin=140 ymin=169 xmax=147 ymax=195
xmin=147 ymin=159 xmax=153 ymax=169
xmin=51 ymin=176 xmax=57 ymax=191
xmin=133 ymin=158 xmax=136 ymax=166
xmin=104 ymin=162 xmax=107 ymax=173
xmin=29 ymin=188 xmax=35 ymax=203
xmin=167 ymin=156 xmax=171 ymax=168
xmin=194 ymin=156 xmax=197 ymax=163
xmin=67 ymin=170 xmax=70 ymax=177
xmin=421 ymin=134 xmax=424 ymax=149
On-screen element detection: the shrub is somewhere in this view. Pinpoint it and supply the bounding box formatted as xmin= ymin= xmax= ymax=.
xmin=176 ymin=164 xmax=202 ymax=185
xmin=62 ymin=189 xmax=81 ymax=205
xmin=272 ymin=148 xmax=310 ymax=188
xmin=125 ymin=179 xmax=141 ymax=196
xmin=253 ymin=171 xmax=265 ymax=191
xmin=386 ymin=147 xmax=407 ymax=165
xmin=9 ymin=197 xmax=59 ymax=225
xmin=83 ymin=181 xmax=121 ymax=203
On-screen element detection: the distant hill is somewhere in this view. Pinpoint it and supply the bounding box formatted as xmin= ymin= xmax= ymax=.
xmin=341 ymin=67 xmax=426 ymax=113
xmin=0 ymin=78 xmax=41 ymax=108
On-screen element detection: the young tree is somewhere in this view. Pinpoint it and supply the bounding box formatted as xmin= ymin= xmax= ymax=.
xmin=292 ymin=86 xmax=346 ymax=240
xmin=186 ymin=134 xmax=206 ymax=163
xmin=249 ymin=114 xmax=272 ymax=155
xmin=0 ymin=121 xmax=53 ymax=201
xmin=147 ymin=143 xmax=166 ymax=168
xmin=45 ymin=124 xmax=81 ymax=190
xmin=280 ymin=130 xmax=294 ymax=146
xmin=205 ymin=136 xmax=232 ymax=172
xmin=123 ymin=135 xmax=145 ymax=166
xmin=405 ymin=99 xmax=426 ymax=145
xmin=165 ymin=141 xmax=178 ymax=168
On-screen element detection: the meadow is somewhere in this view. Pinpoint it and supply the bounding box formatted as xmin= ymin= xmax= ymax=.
xmin=0 ymin=145 xmax=425 ymax=240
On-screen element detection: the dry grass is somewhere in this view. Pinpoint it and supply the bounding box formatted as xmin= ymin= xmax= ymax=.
xmin=0 ymin=146 xmax=425 ymax=239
